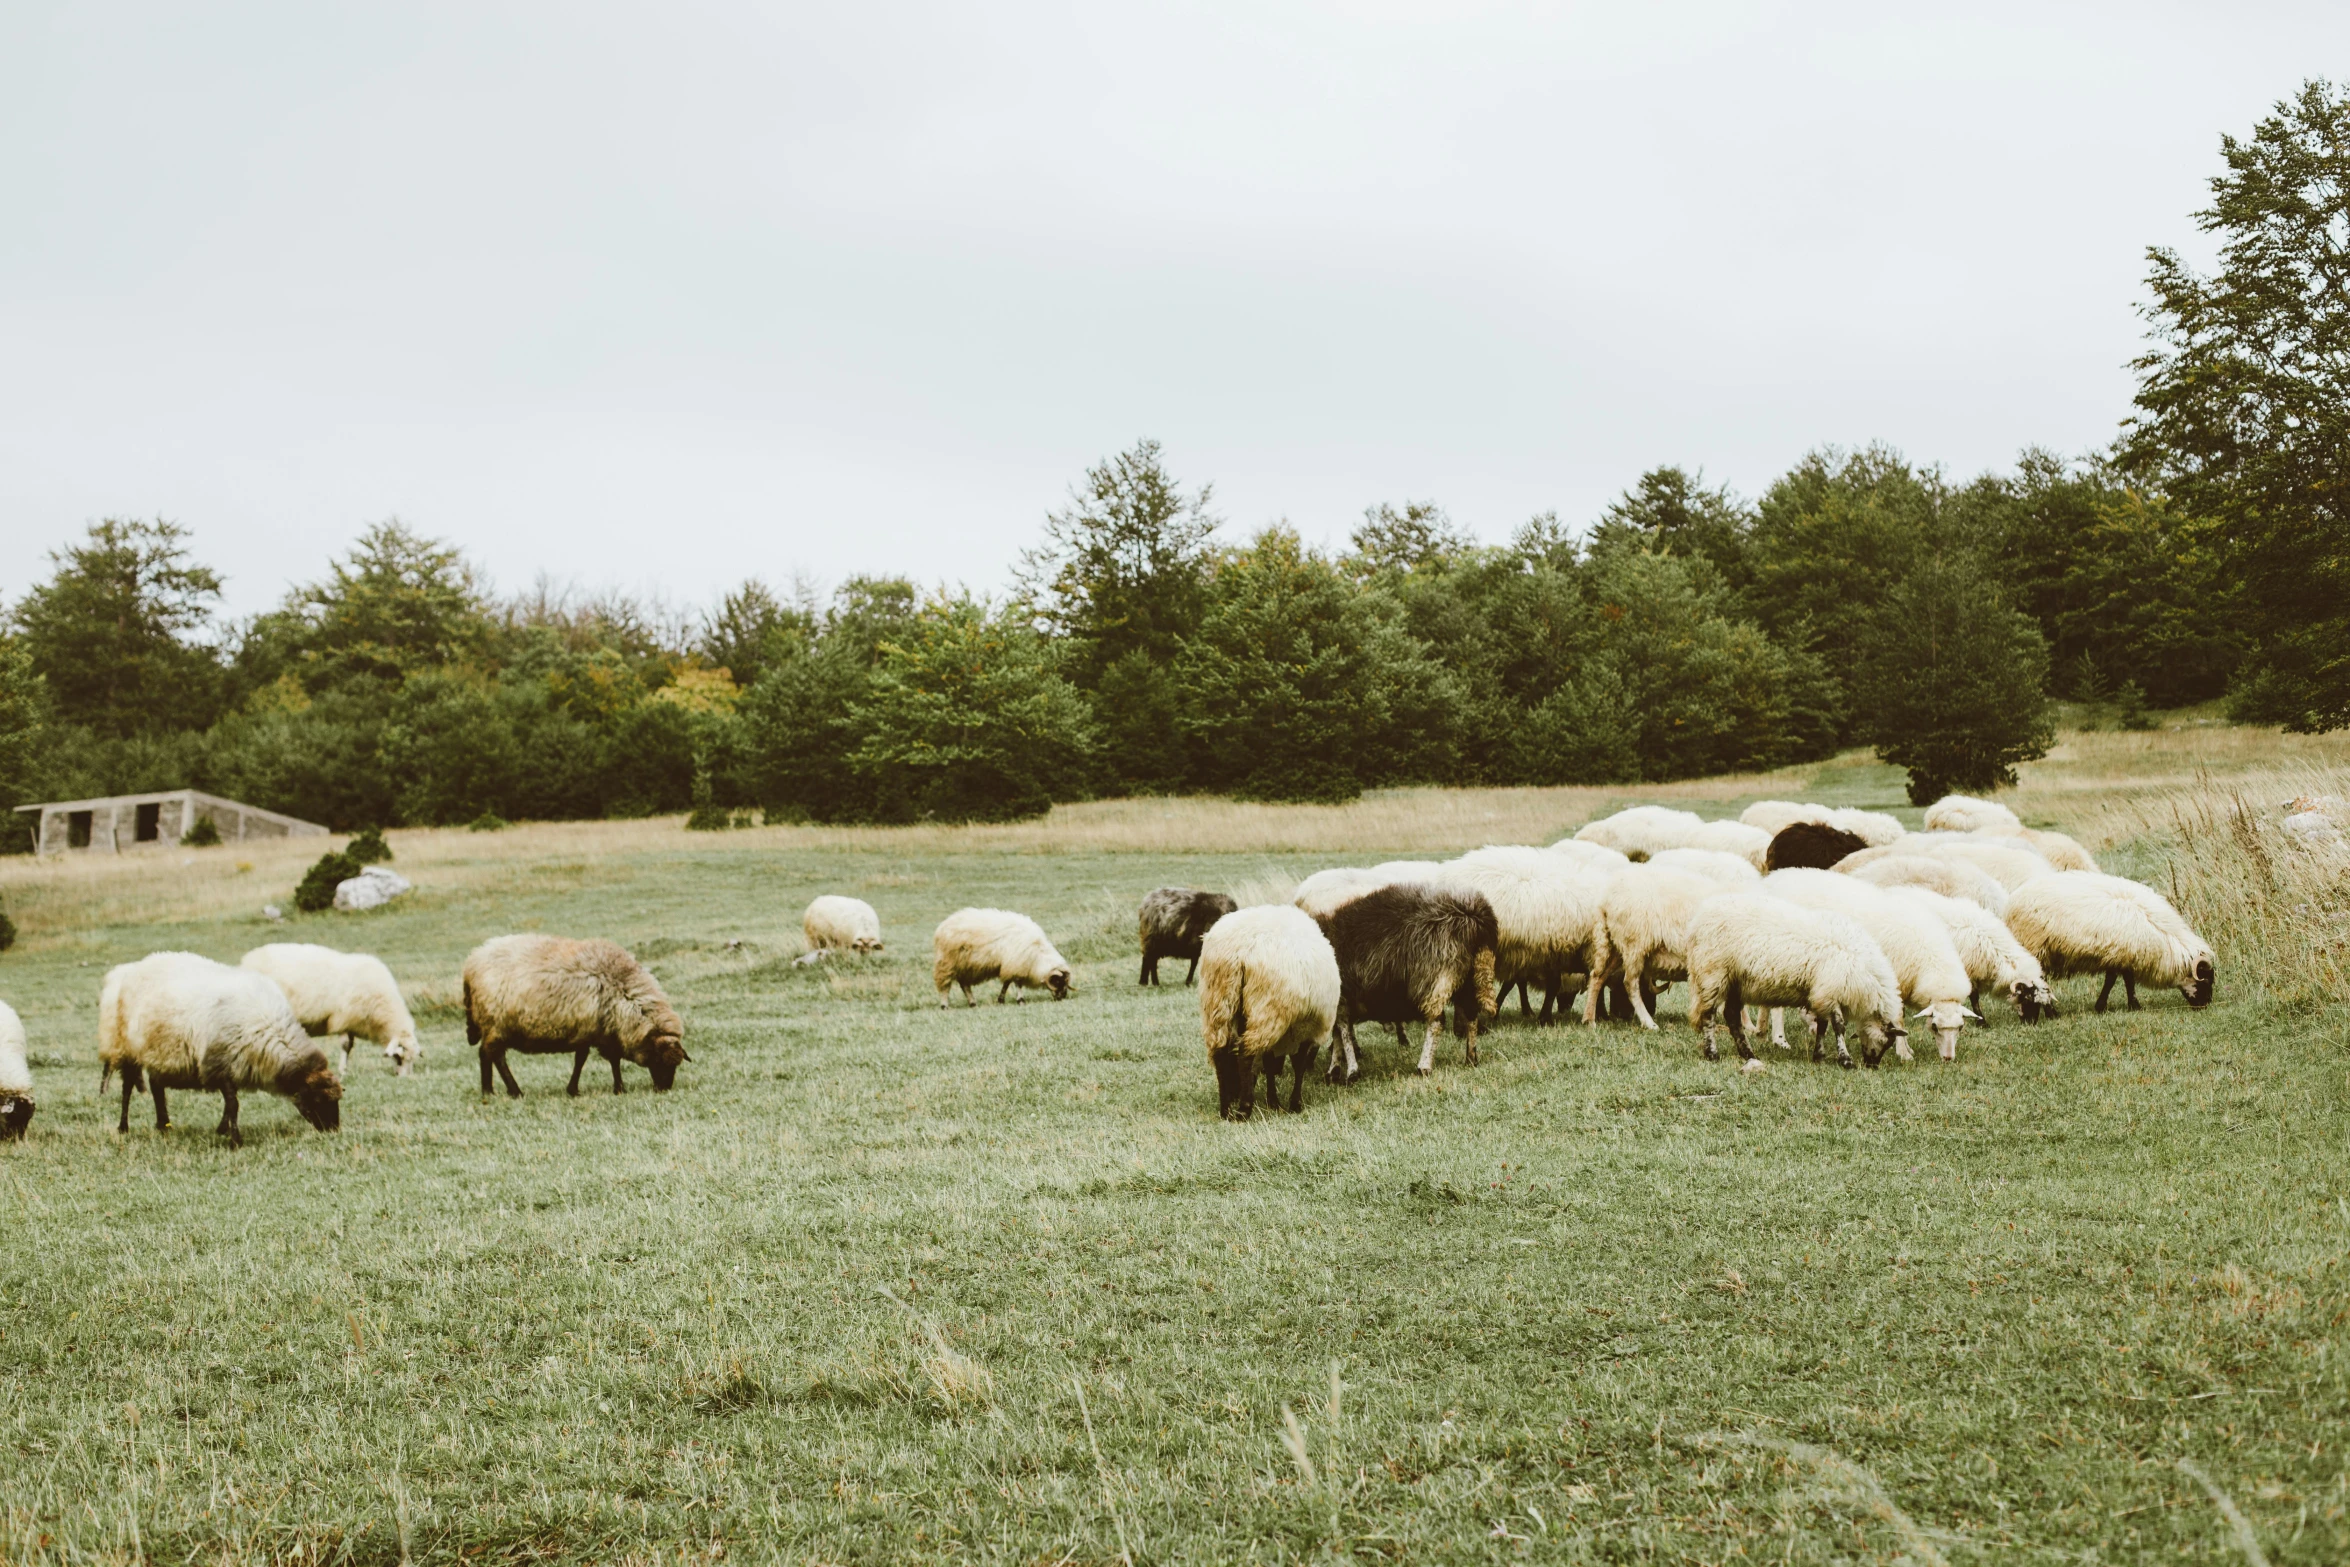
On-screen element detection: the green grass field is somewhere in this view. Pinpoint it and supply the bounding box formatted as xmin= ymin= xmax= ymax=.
xmin=2 ymin=736 xmax=2347 ymax=1564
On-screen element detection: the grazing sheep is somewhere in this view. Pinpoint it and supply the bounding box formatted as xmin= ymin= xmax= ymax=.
xmin=1826 ymin=808 xmax=1907 ymax=847
xmin=803 ymin=895 xmax=884 ymax=955
xmin=1317 ymin=884 xmax=1499 ymax=1080
xmin=1923 ymin=794 xmax=2022 ymax=834
xmin=239 ymin=943 xmax=421 ymax=1077
xmin=0 ymin=1000 xmax=32 ymax=1140
xmin=1293 ymin=867 xmax=1388 ymax=921
xmin=932 ymin=908 xmax=1072 ymax=1006
xmin=1882 ymin=886 xmax=2053 ymax=1021
xmin=1840 ymin=853 xmax=2010 ymax=916
xmin=1367 ymin=859 xmax=1450 ymax=884
xmin=1764 ymin=869 xmax=1978 ymax=1059
xmin=1648 ymin=847 xmax=1763 ymax=886
xmin=2004 ymin=873 xmax=2215 ymax=1012
xmin=1688 ymin=818 xmax=1773 ymax=869
xmin=463 ymin=935 xmax=687 ymax=1097
xmin=1766 ymin=821 xmax=1870 ymax=872
xmin=1967 ymin=825 xmax=2099 ymax=873
xmin=1684 ymin=895 xmax=1907 ymax=1068
xmin=1441 ymin=846 xmax=1608 ymax=1025
xmin=1138 ymin=887 xmax=1238 ymax=986
xmin=1198 ymin=905 xmax=1340 ymax=1120
xmin=1582 ymin=865 xmax=1722 ymax=1029
xmin=1573 ymin=805 xmax=1705 ymax=861
xmin=98 ymin=952 xmax=343 ymax=1145
xmin=1546 ymin=838 xmax=1634 ymax=876
xmin=1739 ymin=800 xmax=1830 ymax=836
xmin=1922 ymin=839 xmax=2056 ymax=894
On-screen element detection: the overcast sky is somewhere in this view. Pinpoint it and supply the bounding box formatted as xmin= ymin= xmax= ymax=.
xmin=3 ymin=3 xmax=2341 ymax=621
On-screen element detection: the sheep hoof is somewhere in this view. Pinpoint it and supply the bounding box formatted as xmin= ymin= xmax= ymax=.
xmin=1414 ymin=1065 xmax=1431 ymax=1077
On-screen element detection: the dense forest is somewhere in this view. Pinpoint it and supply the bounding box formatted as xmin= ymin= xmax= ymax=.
xmin=2 ymin=81 xmax=2344 ymax=836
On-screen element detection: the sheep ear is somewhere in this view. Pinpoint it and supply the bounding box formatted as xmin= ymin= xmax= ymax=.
xmin=1961 ymin=1006 xmax=1981 ymax=1019
xmin=1912 ymin=1008 xmax=1931 ymax=1019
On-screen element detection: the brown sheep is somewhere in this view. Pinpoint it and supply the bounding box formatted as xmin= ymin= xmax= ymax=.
xmin=463 ymin=935 xmax=687 ymax=1098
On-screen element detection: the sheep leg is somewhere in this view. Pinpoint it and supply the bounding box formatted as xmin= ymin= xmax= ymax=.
xmin=609 ymin=1052 xmax=626 ymax=1094
xmin=1184 ymin=956 xmax=1200 ymax=986
xmin=341 ymin=1034 xmax=355 ymax=1076
xmin=479 ymin=1049 xmax=494 ymax=1095
xmin=1461 ymin=1005 xmax=1481 ymax=1067
xmin=1830 ymin=1007 xmax=1858 ymax=1070
xmin=1628 ymin=951 xmax=1660 ymax=1030
xmin=1286 ymin=1045 xmax=1312 ymax=1112
xmin=997 ymin=979 xmax=1013 ymax=1004
xmin=216 ymin=1087 xmax=242 ymax=1148
xmin=1140 ymin=950 xmax=1155 ymax=986
xmin=960 ymin=981 xmax=976 ymax=1007
xmin=1723 ymin=980 xmax=1756 ymax=1061
xmin=567 ymin=1049 xmax=590 ymax=1097
xmin=1416 ymin=1017 xmax=1442 ymax=1076
xmin=493 ymin=1049 xmax=524 ymax=1099
xmin=2095 ymin=971 xmax=2119 ymax=1013
xmin=1513 ymin=980 xmax=1531 ymax=1018
xmin=2123 ymin=973 xmax=2140 ymax=1010
xmin=1769 ymin=1008 xmax=1790 ymax=1051
xmin=153 ymin=1083 xmax=170 ymax=1132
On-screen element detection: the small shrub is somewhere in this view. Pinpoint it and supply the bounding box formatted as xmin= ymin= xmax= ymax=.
xmin=181 ymin=816 xmax=222 ymax=848
xmin=2115 ymin=681 xmax=2156 ymax=731
xmin=0 ymin=904 xmax=15 ymax=953
xmin=346 ymin=827 xmax=392 ymax=863
xmin=685 ymin=766 xmax=730 ymax=832
xmin=467 ymin=812 xmax=507 ymax=833
xmin=294 ymin=850 xmax=362 ymax=914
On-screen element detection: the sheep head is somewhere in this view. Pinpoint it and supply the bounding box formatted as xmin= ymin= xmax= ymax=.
xmin=853 ymin=936 xmax=884 ymax=954
xmin=1046 ymin=967 xmax=1071 ymax=1000
xmin=1915 ymin=1001 xmax=1978 ymax=1062
xmin=280 ymin=1054 xmax=343 ymax=1132
xmin=2009 ymin=978 xmax=2056 ymax=1022
xmin=387 ymin=1031 xmax=422 ymax=1077
xmin=2184 ymin=957 xmax=2214 ymax=1009
xmin=637 ymin=1031 xmax=689 ymax=1090
xmin=0 ymin=1095 xmax=31 ymax=1141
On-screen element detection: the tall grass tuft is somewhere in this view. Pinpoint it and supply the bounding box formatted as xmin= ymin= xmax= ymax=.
xmin=2079 ymin=764 xmax=2350 ymax=1007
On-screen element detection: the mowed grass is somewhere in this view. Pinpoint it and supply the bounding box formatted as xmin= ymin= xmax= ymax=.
xmin=2 ymin=742 xmax=2348 ymax=1563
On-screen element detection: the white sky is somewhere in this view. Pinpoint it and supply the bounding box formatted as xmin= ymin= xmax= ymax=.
xmin=3 ymin=2 xmax=2340 ymax=621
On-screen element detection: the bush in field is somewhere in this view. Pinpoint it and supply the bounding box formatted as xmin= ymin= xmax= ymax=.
xmin=1851 ymin=552 xmax=2055 ymax=805
xmin=846 ymin=593 xmax=1096 ymax=823
xmin=294 ymin=849 xmax=361 ymax=914
xmin=180 ymin=816 xmax=221 ymax=847
xmin=345 ymin=826 xmax=391 ymax=862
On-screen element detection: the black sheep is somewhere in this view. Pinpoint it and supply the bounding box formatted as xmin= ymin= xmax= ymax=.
xmin=1315 ymin=883 xmax=1500 ymax=1081
xmin=1137 ymin=887 xmax=1238 ymax=986
xmin=1765 ymin=821 xmax=1871 ymax=872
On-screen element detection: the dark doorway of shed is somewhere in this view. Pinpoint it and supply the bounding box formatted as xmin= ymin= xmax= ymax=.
xmin=68 ymin=810 xmax=92 ymax=848
xmin=136 ymin=802 xmax=161 ymax=842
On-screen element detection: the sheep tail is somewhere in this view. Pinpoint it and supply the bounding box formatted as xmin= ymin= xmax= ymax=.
xmin=462 ymin=976 xmax=481 ymax=1047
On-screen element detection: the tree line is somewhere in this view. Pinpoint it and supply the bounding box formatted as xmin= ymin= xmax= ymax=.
xmin=2 ymin=80 xmax=2342 ymax=835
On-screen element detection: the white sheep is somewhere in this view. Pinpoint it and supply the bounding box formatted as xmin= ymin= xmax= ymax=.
xmin=1292 ymin=867 xmax=1388 ymax=921
xmin=1684 ymin=895 xmax=1907 ymax=1068
xmin=1440 ymin=845 xmax=1608 ymax=1024
xmin=1197 ymin=905 xmax=1340 ymax=1119
xmin=1647 ymin=847 xmax=1762 ymax=886
xmin=0 ymin=999 xmax=32 ymax=1140
xmin=1924 ymin=839 xmax=2056 ymax=893
xmin=1582 ymin=864 xmax=1722 ymax=1029
xmin=1826 ymin=808 xmax=1907 ymax=847
xmin=1687 ymin=818 xmax=1772 ymax=869
xmin=932 ymin=908 xmax=1072 ymax=1006
xmin=1881 ymin=885 xmax=2053 ymax=1021
xmin=2004 ymin=872 xmax=2215 ymax=1012
xmin=1840 ymin=852 xmax=2010 ymax=916
xmin=239 ymin=943 xmax=422 ymax=1077
xmin=803 ymin=895 xmax=884 ymax=954
xmin=1546 ymin=839 xmax=1634 ymax=877
xmin=1573 ymin=805 xmax=1705 ymax=861
xmin=1967 ymin=825 xmax=2099 ymax=873
xmin=1923 ymin=794 xmax=2022 ymax=834
xmin=1367 ymin=859 xmax=1450 ymax=884
xmin=1764 ymin=869 xmax=1977 ymax=1059
xmin=99 ymin=952 xmax=343 ymax=1144
xmin=1739 ymin=800 xmax=1829 ymax=836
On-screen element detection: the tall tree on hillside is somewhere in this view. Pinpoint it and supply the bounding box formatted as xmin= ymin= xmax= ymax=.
xmin=14 ymin=518 xmax=225 ymax=737
xmin=1016 ymin=440 xmax=1220 ymax=792
xmin=1850 ymin=552 xmax=2054 ymax=804
xmin=240 ymin=521 xmax=491 ymax=695
xmin=2120 ymin=79 xmax=2350 ymax=730
xmin=697 ymin=578 xmax=814 ymax=689
xmin=0 ymin=637 xmax=50 ymax=818
xmin=1584 ymin=467 xmax=1754 ymax=591
xmin=1347 ymin=501 xmax=1474 ymax=578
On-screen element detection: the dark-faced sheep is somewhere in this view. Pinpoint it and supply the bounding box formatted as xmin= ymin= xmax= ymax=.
xmin=0 ymin=999 xmax=32 ymax=1140
xmin=1765 ymin=821 xmax=1871 ymax=872
xmin=932 ymin=908 xmax=1071 ymax=1005
xmin=1138 ymin=887 xmax=1237 ymax=986
xmin=1197 ymin=905 xmax=1340 ymax=1119
xmin=463 ymin=935 xmax=688 ymax=1097
xmin=98 ymin=952 xmax=343 ymax=1145
xmin=1315 ymin=883 xmax=1499 ymax=1081
xmin=2004 ymin=872 xmax=2214 ymax=1012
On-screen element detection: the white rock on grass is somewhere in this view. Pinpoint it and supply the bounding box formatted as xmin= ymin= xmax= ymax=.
xmin=333 ymin=867 xmax=413 ymax=912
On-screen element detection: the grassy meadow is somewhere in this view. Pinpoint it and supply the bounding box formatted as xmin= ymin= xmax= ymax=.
xmin=1 ymin=720 xmax=2348 ymax=1564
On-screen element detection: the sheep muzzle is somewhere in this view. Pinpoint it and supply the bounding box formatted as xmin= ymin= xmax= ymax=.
xmin=1047 ymin=970 xmax=1071 ymax=1000
xmin=641 ymin=1034 xmax=687 ymax=1090
xmin=2185 ymin=960 xmax=2214 ymax=1008
xmin=0 ymin=1096 xmax=32 ymax=1141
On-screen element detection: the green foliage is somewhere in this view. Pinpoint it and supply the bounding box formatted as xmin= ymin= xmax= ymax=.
xmin=467 ymin=812 xmax=507 ymax=832
xmin=697 ymin=578 xmax=812 ymax=691
xmin=239 ymin=521 xmax=491 ymax=697
xmin=1850 ymin=552 xmax=2056 ymax=804
xmin=13 ymin=518 xmax=224 ymax=738
xmin=346 ymin=826 xmax=392 ymax=863
xmin=2115 ymin=681 xmax=2155 ymax=731
xmin=179 ymin=816 xmax=221 ymax=848
xmin=685 ymin=765 xmax=731 ymax=831
xmin=2122 ymin=80 xmax=2350 ymax=731
xmin=1583 ymin=466 xmax=1753 ymax=590
xmin=846 ymin=593 xmax=1097 ymax=822
xmin=0 ymin=636 xmax=50 ymax=821
xmin=1174 ymin=528 xmax=1462 ymax=802
xmin=0 ymin=906 xmax=13 ymax=951
xmin=293 ymin=849 xmax=361 ymax=913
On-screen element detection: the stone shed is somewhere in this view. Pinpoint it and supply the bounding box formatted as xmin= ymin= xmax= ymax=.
xmin=14 ymin=790 xmax=328 ymax=856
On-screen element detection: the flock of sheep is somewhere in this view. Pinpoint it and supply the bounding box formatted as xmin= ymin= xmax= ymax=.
xmin=0 ymin=791 xmax=2214 ymax=1142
